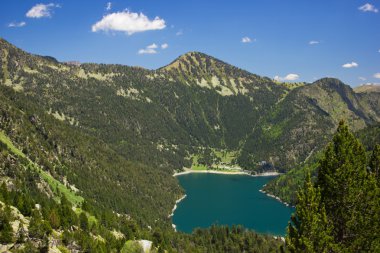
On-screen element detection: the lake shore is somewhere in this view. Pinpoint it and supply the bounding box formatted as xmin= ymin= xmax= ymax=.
xmin=259 ymin=189 xmax=294 ymax=208
xmin=169 ymin=194 xmax=187 ymax=231
xmin=173 ymin=168 xmax=282 ymax=177
xmin=168 ymin=194 xmax=187 ymax=218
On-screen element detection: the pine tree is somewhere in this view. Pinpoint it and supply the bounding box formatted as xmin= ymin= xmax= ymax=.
xmin=316 ymin=121 xmax=379 ymax=251
xmin=286 ymin=173 xmax=334 ymax=253
xmin=59 ymin=195 xmax=78 ymax=228
xmin=287 ymin=122 xmax=380 ymax=251
xmin=17 ymin=221 xmax=26 ymax=243
xmin=48 ymin=208 xmax=61 ymax=229
xmin=370 ymin=144 xmax=380 ymax=183
xmin=0 ymin=205 xmax=14 ymax=244
xmin=79 ymin=212 xmax=89 ymax=231
xmin=29 ymin=209 xmax=52 ymax=239
xmin=0 ymin=182 xmax=9 ymax=204
xmin=368 ymin=144 xmax=380 ymax=251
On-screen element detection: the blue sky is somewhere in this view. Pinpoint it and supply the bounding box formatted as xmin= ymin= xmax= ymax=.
xmin=1 ymin=0 xmax=379 ymax=86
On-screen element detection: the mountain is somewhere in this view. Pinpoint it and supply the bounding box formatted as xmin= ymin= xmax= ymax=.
xmin=0 ymin=37 xmax=380 ymax=251
xmin=158 ymin=51 xmax=277 ymax=96
xmin=2 ymin=38 xmax=378 ymax=172
xmin=238 ymin=78 xmax=380 ymax=170
xmin=354 ymin=83 xmax=380 ymax=94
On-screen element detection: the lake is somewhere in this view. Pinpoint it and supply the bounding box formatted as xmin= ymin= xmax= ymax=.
xmin=172 ymin=173 xmax=294 ymax=235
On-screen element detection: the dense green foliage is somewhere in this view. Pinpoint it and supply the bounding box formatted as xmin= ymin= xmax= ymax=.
xmin=175 ymin=225 xmax=283 ymax=253
xmin=286 ymin=122 xmax=380 ymax=252
xmin=0 ymin=84 xmax=181 ymax=227
xmin=370 ymin=144 xmax=380 ymax=183
xmin=286 ymin=174 xmax=333 ymax=252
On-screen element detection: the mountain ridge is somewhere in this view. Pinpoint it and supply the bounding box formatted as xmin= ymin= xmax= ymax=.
xmin=354 ymin=83 xmax=380 ymax=94
xmin=1 ymin=37 xmax=379 ymax=172
xmin=3 ymin=37 xmax=377 ymax=97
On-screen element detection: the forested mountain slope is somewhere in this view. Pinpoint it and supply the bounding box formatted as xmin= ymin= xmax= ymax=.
xmin=238 ymin=78 xmax=379 ymax=169
xmin=0 ymin=84 xmax=182 ymax=227
xmin=1 ymin=38 xmax=379 ymax=173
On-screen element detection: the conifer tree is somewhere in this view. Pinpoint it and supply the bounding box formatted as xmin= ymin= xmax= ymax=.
xmin=288 ymin=122 xmax=380 ymax=252
xmin=370 ymin=144 xmax=380 ymax=183
xmin=0 ymin=182 xmax=9 ymax=204
xmin=316 ymin=121 xmax=379 ymax=251
xmin=79 ymin=212 xmax=89 ymax=231
xmin=286 ymin=173 xmax=333 ymax=253
xmin=48 ymin=208 xmax=60 ymax=229
xmin=17 ymin=221 xmax=26 ymax=243
xmin=0 ymin=205 xmax=14 ymax=244
xmin=29 ymin=209 xmax=52 ymax=239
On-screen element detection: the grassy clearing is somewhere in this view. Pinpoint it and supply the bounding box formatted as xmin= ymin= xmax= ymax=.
xmin=0 ymin=131 xmax=26 ymax=158
xmin=0 ymin=131 xmax=84 ymax=205
xmin=190 ymin=148 xmax=238 ymax=171
xmin=36 ymin=166 xmax=84 ymax=205
xmin=212 ymin=149 xmax=237 ymax=164
xmin=192 ymin=164 xmax=209 ymax=170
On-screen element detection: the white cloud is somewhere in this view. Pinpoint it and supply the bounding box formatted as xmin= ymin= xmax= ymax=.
xmin=342 ymin=62 xmax=359 ymax=68
xmin=176 ymin=30 xmax=183 ymax=36
xmin=309 ymin=40 xmax=319 ymax=45
xmin=374 ymin=73 xmax=380 ymax=79
xmin=92 ymin=10 xmax=166 ymax=35
xmin=106 ymin=2 xmax=112 ymax=11
xmin=138 ymin=43 xmax=168 ymax=54
xmin=274 ymin=74 xmax=300 ymax=82
xmin=358 ymin=77 xmax=367 ymax=81
xmin=358 ymin=3 xmax=378 ymax=13
xmin=242 ymin=37 xmax=253 ymax=43
xmin=147 ymin=43 xmax=158 ymax=49
xmin=26 ymin=3 xmax=60 ymax=18
xmin=138 ymin=43 xmax=158 ymax=54
xmin=378 ymin=49 xmax=380 ymax=53
xmin=8 ymin=21 xmax=26 ymax=28
xmin=138 ymin=48 xmax=157 ymax=55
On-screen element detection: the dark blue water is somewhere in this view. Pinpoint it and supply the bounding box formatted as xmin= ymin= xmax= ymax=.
xmin=172 ymin=173 xmax=294 ymax=235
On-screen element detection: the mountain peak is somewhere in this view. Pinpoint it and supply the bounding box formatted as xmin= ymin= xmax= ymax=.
xmin=159 ymin=51 xmax=226 ymax=72
xmin=157 ymin=52 xmax=271 ymax=95
xmin=311 ymin=78 xmax=349 ymax=90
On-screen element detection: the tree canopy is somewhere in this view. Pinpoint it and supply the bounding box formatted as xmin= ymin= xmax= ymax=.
xmin=287 ymin=121 xmax=380 ymax=252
